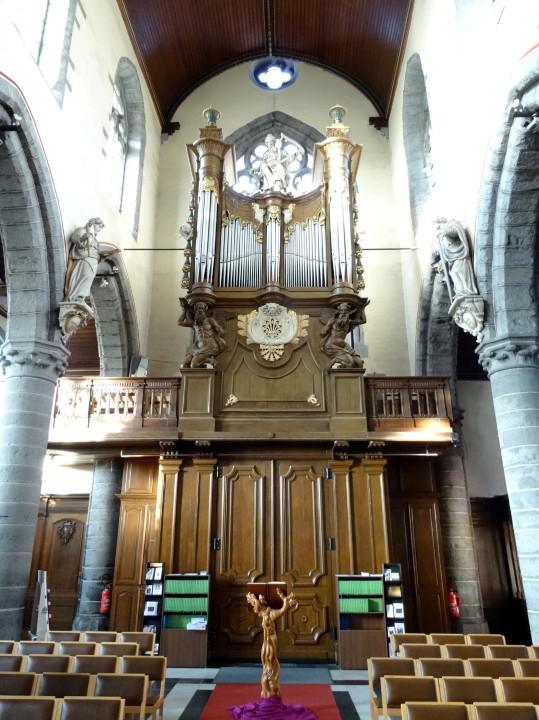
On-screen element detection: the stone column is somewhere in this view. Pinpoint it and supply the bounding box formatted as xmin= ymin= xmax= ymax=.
xmin=479 ymin=339 xmax=539 ymax=642
xmin=73 ymin=458 xmax=123 ymax=631
xmin=436 ymin=447 xmax=487 ymax=632
xmin=0 ymin=340 xmax=69 ymax=639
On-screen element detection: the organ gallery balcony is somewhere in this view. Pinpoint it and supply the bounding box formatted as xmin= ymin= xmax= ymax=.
xmin=49 ymin=375 xmax=454 ymax=445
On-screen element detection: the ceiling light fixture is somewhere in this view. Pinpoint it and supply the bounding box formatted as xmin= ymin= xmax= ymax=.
xmin=250 ymin=57 xmax=297 ymax=91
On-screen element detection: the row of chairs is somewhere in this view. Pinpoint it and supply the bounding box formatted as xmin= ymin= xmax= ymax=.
xmin=391 ymin=633 xmax=507 ymax=656
xmin=401 ymin=701 xmax=539 ymax=720
xmin=0 ymin=652 xmax=165 ymax=677
xmin=0 ymin=631 xmax=156 ymax=656
xmin=0 ymin=641 xmax=143 ymax=658
xmin=0 ymin=696 xmax=125 ymax=720
xmin=370 ymin=669 xmax=539 ymax=718
xmin=399 ymin=643 xmax=539 ymax=660
xmin=0 ymin=655 xmax=166 ymax=720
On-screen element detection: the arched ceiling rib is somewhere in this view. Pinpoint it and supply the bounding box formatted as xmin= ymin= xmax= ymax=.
xmin=118 ymin=0 xmax=414 ymax=124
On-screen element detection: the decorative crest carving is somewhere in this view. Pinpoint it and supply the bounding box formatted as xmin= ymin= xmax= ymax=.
xmin=57 ymin=519 xmax=76 ymax=546
xmin=435 ymin=218 xmax=484 ymax=340
xmin=238 ymin=303 xmax=309 ymax=362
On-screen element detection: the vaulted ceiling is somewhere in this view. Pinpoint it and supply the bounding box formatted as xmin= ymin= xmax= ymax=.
xmin=118 ymin=0 xmax=414 ymax=125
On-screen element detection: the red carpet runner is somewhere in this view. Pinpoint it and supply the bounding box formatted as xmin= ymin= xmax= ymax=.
xmin=200 ymin=684 xmax=340 ymax=719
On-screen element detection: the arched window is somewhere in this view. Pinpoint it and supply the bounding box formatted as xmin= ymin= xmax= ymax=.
xmin=8 ymin=0 xmax=77 ymax=105
xmin=107 ymin=58 xmax=146 ymax=238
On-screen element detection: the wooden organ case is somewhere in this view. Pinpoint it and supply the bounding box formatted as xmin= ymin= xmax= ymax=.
xmin=108 ymin=108 xmax=452 ymax=662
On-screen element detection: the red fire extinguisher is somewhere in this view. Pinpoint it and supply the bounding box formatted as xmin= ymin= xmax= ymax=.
xmin=448 ymin=587 xmax=461 ymax=619
xmin=99 ymin=584 xmax=112 ymax=615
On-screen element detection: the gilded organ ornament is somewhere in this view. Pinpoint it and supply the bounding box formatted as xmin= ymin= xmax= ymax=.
xmin=238 ymin=303 xmax=309 ymax=362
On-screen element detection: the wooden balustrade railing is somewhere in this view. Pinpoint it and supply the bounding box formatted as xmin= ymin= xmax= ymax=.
xmin=51 ymin=375 xmax=452 ymax=437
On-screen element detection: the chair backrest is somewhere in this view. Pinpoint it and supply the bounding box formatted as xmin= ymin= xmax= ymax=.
xmin=487 ymin=644 xmax=529 ymax=659
xmin=120 ymin=655 xmax=167 ymax=682
xmin=498 ymin=676 xmax=539 ymax=704
xmin=416 ymin=658 xmax=466 ymax=678
xmin=118 ymin=632 xmax=155 ymax=655
xmin=443 ymin=645 xmax=486 ymax=659
xmin=47 ymin=632 xmax=81 ymax=643
xmin=58 ymin=642 xmax=97 ymax=657
xmin=18 ymin=641 xmax=56 ymax=655
xmin=391 ymin=633 xmax=429 ymax=656
xmin=0 ymin=654 xmax=23 ymax=671
xmin=60 ymin=697 xmax=125 ymax=720
xmin=26 ymin=655 xmax=71 ymax=673
xmin=402 ymin=702 xmax=470 ymax=720
xmin=467 ymin=658 xmax=516 ymax=678
xmin=0 ymin=697 xmax=58 ymax=720
xmin=402 ymin=643 xmax=442 ymax=659
xmin=83 ymin=632 xmax=118 ymax=643
xmin=0 ymin=672 xmax=37 ymax=695
xmin=38 ymin=673 xmax=92 ymax=699
xmin=99 ymin=642 xmax=139 ymax=657
xmin=438 ymin=677 xmax=497 ymax=703
xmin=516 ymin=659 xmax=539 ymax=677
xmin=73 ymin=655 xmax=119 ymax=674
xmin=368 ymin=657 xmax=416 ymax=706
xmin=95 ymin=673 xmax=148 ymax=716
xmin=471 ymin=702 xmax=538 ymax=720
xmin=466 ymin=634 xmax=505 ymax=646
xmin=429 ymin=634 xmax=466 ymax=645
xmin=381 ymin=675 xmax=438 ymax=710
xmin=0 ymin=643 xmax=15 ymax=654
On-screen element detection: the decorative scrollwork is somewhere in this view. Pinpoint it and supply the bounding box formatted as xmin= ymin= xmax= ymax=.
xmin=57 ymin=519 xmax=77 ymax=546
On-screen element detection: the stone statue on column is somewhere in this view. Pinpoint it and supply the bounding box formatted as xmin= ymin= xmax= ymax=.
xmin=435 ymin=218 xmax=484 ymax=340
xmin=59 ymin=218 xmax=118 ymax=340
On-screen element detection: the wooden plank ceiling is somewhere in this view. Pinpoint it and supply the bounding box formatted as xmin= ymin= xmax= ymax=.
xmin=119 ymin=0 xmax=413 ymax=124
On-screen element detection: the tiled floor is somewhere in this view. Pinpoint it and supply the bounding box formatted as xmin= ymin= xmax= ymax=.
xmin=163 ymin=666 xmax=370 ymax=719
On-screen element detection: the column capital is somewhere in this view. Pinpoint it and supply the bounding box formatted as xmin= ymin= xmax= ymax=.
xmin=0 ymin=339 xmax=69 ymax=381
xmin=477 ymin=336 xmax=539 ymax=375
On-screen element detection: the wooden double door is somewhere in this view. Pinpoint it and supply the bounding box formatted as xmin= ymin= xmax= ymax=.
xmin=209 ymin=456 xmax=389 ymax=661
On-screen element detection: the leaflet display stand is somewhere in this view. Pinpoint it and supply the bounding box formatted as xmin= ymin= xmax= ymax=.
xmin=142 ymin=562 xmax=165 ymax=651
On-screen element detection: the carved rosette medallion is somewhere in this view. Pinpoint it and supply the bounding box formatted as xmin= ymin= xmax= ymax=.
xmin=58 ymin=519 xmax=77 ymax=546
xmin=238 ymin=303 xmax=309 ymax=362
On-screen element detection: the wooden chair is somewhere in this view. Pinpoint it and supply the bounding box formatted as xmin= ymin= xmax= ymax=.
xmin=443 ymin=645 xmax=486 ymax=660
xmin=516 ymin=659 xmax=539 ymax=677
xmin=58 ymin=642 xmax=97 ymax=657
xmin=0 ymin=671 xmax=38 ymax=695
xmin=121 ymin=655 xmax=166 ymax=719
xmin=95 ymin=673 xmax=148 ymax=720
xmin=367 ymin=657 xmax=416 ymax=718
xmin=37 ymin=673 xmax=93 ymax=698
xmin=59 ymin=697 xmax=125 ymax=720
xmin=466 ymin=634 xmax=505 ymax=646
xmin=401 ymin=643 xmax=442 ymax=659
xmin=0 ymin=696 xmax=59 ymax=720
xmin=528 ymin=646 xmax=539 ymax=659
xmin=416 ymin=658 xmax=466 ymax=678
xmin=497 ymin=676 xmax=539 ymax=704
xmin=429 ymin=634 xmax=466 ymax=645
xmin=47 ymin=632 xmax=81 ymax=643
xmin=466 ymin=658 xmax=516 ymax=678
xmin=99 ymin=642 xmax=139 ymax=657
xmin=381 ymin=676 xmax=438 ymax=718
xmin=471 ymin=702 xmax=539 ymax=720
xmin=0 ymin=642 xmax=16 ymax=654
xmin=26 ymin=654 xmax=72 ymax=673
xmin=402 ymin=702 xmax=470 ymax=720
xmin=390 ymin=634 xmax=429 ymax=656
xmin=486 ymin=644 xmax=530 ymax=659
xmin=119 ymin=632 xmax=156 ymax=656
xmin=73 ymin=655 xmax=119 ymax=674
xmin=0 ymin=654 xmax=23 ymax=671
xmin=18 ymin=641 xmax=56 ymax=655
xmin=438 ymin=677 xmax=497 ymax=704
xmin=83 ymin=632 xmax=118 ymax=643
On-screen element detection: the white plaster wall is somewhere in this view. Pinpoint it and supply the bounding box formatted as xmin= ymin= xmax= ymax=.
xmin=389 ymin=0 xmax=539 ymax=371
xmin=458 ymin=380 xmax=507 ymax=497
xmin=149 ymin=61 xmax=410 ymax=376
xmin=0 ymin=0 xmax=161 ymax=355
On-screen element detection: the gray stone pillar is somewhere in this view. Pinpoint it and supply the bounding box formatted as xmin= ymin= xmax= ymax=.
xmin=479 ymin=339 xmax=539 ymax=642
xmin=73 ymin=458 xmax=123 ymax=631
xmin=437 ymin=447 xmax=487 ymax=632
xmin=0 ymin=340 xmax=68 ymax=639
